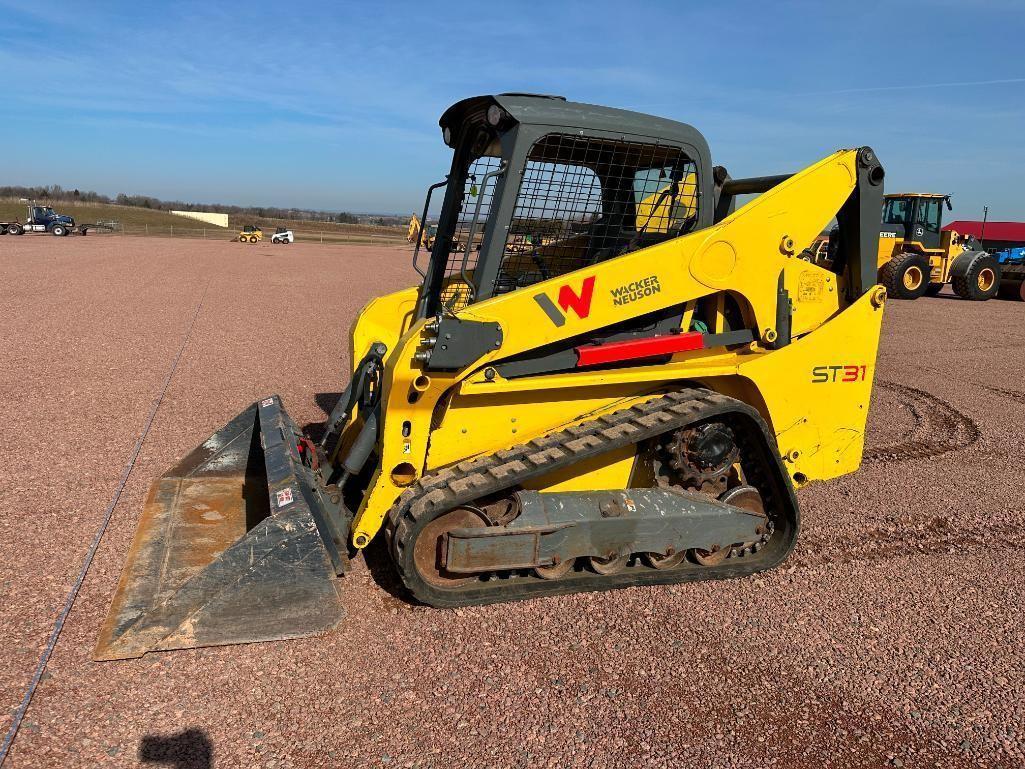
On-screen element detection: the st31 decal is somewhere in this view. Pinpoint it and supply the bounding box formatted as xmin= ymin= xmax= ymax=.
xmin=534 ymin=276 xmax=595 ymax=327
xmin=812 ymin=365 xmax=867 ymax=383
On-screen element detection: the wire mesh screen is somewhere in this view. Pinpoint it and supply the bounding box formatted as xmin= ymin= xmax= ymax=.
xmin=439 ymin=154 xmax=503 ymax=312
xmin=493 ymin=134 xmax=697 ymax=297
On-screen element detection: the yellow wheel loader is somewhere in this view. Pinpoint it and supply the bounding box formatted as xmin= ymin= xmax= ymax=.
xmin=96 ymin=94 xmax=888 ymax=660
xmin=407 ymin=214 xmax=436 ymax=249
xmin=876 ymin=193 xmax=1000 ymax=300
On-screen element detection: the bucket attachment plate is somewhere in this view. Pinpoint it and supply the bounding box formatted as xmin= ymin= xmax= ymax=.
xmin=95 ymin=396 xmax=346 ymax=660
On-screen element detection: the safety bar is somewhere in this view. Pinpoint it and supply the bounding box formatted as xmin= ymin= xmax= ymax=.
xmin=412 ymin=178 xmax=448 ymax=278
xmin=459 ymin=161 xmax=507 ymax=302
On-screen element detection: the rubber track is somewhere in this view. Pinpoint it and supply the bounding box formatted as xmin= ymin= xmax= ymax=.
xmin=386 ymin=389 xmax=800 ymax=607
xmin=864 ymin=381 xmax=980 ymax=464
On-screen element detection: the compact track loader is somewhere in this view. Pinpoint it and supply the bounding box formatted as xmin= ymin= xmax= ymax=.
xmin=96 ymin=94 xmax=887 ymax=660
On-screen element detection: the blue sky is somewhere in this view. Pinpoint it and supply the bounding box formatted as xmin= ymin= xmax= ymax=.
xmin=1 ymin=0 xmax=1023 ymax=218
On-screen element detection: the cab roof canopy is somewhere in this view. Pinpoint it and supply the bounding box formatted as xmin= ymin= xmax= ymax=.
xmin=439 ymin=93 xmax=710 ymax=157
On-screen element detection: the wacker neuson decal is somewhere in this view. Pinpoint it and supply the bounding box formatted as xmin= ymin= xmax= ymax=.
xmin=611 ymin=275 xmax=661 ymax=306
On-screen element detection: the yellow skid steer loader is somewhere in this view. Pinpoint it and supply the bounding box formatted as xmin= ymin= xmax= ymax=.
xmin=96 ymin=94 xmax=887 ymax=660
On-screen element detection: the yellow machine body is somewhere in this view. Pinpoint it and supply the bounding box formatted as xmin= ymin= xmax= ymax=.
xmin=344 ymin=148 xmax=885 ymax=546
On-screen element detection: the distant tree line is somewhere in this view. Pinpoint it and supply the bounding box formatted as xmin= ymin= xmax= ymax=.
xmin=0 ymin=184 xmax=363 ymax=224
xmin=0 ymin=184 xmax=113 ymax=204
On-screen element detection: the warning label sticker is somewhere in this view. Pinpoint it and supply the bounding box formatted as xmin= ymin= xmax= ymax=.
xmin=260 ymin=397 xmax=275 ymax=408
xmin=798 ymin=271 xmax=825 ymax=302
xmin=275 ymin=488 xmax=294 ymax=507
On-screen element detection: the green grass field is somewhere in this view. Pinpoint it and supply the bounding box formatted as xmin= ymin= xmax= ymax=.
xmin=0 ymin=198 xmax=407 ymax=245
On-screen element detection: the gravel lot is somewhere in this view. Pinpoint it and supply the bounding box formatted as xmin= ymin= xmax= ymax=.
xmin=1 ymin=235 xmax=1022 ymax=768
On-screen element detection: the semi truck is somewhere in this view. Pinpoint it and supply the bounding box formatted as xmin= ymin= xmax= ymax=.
xmin=0 ymin=200 xmax=109 ymax=236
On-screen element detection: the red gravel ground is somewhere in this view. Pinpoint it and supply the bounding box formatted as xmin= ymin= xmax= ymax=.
xmin=1 ymin=235 xmax=1023 ymax=768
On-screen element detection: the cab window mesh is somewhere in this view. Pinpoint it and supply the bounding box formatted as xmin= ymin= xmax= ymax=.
xmin=439 ymin=154 xmax=502 ymax=312
xmin=492 ymin=134 xmax=696 ymax=297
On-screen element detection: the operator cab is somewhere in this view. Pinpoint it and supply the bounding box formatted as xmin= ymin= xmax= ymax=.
xmin=415 ymin=94 xmax=713 ymax=317
xmin=881 ymin=193 xmax=951 ymax=251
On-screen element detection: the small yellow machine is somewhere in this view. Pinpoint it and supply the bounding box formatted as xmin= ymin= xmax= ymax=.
xmin=877 ymin=193 xmax=1000 ymax=300
xmin=96 ymin=94 xmax=888 ymax=660
xmin=408 ymin=213 xmax=467 ymax=253
xmin=407 ymin=214 xmax=434 ymax=249
xmin=237 ymin=224 xmax=263 ymax=243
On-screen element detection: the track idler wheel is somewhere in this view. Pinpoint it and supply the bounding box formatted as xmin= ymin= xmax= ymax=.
xmin=642 ymin=548 xmax=687 ymax=570
xmin=588 ymin=553 xmax=629 ymax=575
xmin=691 ymin=544 xmax=729 ymax=567
xmin=412 ymin=507 xmax=489 ymax=588
xmin=691 ymin=485 xmax=767 ymax=567
xmin=533 ymin=556 xmax=576 ymax=580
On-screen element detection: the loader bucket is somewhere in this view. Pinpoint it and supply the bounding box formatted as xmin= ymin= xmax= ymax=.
xmin=94 ymin=396 xmax=346 ymax=660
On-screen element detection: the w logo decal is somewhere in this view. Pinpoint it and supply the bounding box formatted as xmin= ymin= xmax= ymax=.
xmin=533 ymin=276 xmax=595 ymax=327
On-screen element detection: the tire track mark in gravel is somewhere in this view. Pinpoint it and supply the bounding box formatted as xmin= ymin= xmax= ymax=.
xmin=917 ymin=364 xmax=1025 ymax=407
xmin=863 ymin=380 xmax=980 ymax=464
xmin=795 ymin=518 xmax=1025 ymax=570
xmin=979 ymin=384 xmax=1025 ymax=406
xmin=878 ymin=339 xmax=1025 ymax=360
xmin=797 ymin=382 xmax=990 ymax=570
